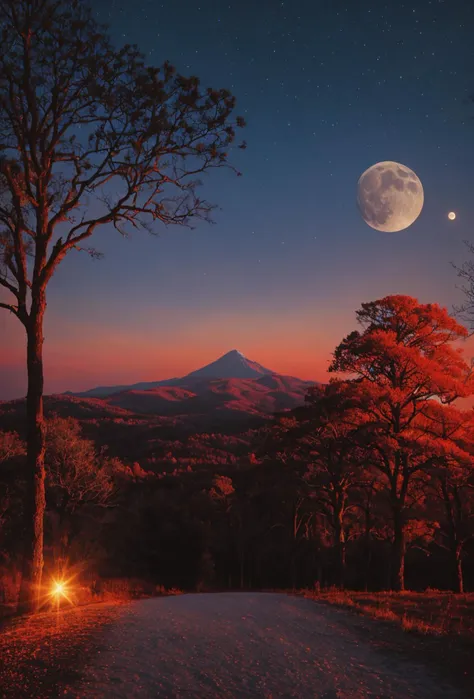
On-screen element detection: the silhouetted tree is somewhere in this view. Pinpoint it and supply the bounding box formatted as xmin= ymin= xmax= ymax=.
xmin=0 ymin=431 xmax=25 ymax=551
xmin=293 ymin=383 xmax=366 ymax=588
xmin=330 ymin=295 xmax=473 ymax=591
xmin=452 ymin=241 xmax=474 ymax=330
xmin=209 ymin=475 xmax=237 ymax=586
xmin=420 ymin=404 xmax=474 ymax=593
xmin=0 ymin=0 xmax=245 ymax=611
xmin=257 ymin=419 xmax=319 ymax=587
xmin=350 ymin=475 xmax=386 ymax=591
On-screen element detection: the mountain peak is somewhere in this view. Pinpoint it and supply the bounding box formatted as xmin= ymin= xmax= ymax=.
xmin=66 ymin=350 xmax=283 ymax=397
xmin=186 ymin=349 xmax=273 ymax=380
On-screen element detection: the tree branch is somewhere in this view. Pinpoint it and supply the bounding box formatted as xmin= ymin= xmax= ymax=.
xmin=0 ymin=300 xmax=19 ymax=317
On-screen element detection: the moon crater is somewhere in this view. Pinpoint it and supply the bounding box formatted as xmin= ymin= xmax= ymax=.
xmin=357 ymin=161 xmax=424 ymax=232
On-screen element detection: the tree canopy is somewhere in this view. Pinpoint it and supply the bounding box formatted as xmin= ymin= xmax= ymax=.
xmin=0 ymin=0 xmax=246 ymax=321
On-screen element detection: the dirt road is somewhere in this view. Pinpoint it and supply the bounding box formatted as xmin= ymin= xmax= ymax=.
xmin=62 ymin=592 xmax=467 ymax=698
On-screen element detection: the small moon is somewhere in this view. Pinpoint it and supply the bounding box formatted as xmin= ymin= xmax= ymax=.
xmin=357 ymin=161 xmax=424 ymax=232
xmin=448 ymin=211 xmax=456 ymax=221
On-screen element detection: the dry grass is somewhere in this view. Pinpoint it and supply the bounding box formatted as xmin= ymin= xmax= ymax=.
xmin=296 ymin=588 xmax=474 ymax=695
xmin=299 ymin=588 xmax=474 ymax=639
xmin=0 ymin=575 xmax=185 ymax=621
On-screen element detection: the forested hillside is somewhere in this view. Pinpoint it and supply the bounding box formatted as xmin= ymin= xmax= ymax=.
xmin=2 ymin=296 xmax=474 ymax=601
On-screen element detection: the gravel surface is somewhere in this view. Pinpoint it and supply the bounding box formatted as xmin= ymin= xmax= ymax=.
xmin=61 ymin=592 xmax=468 ymax=698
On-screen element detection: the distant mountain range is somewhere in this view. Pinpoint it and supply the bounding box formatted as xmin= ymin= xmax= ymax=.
xmin=65 ymin=350 xmax=305 ymax=398
xmin=57 ymin=350 xmax=316 ymax=423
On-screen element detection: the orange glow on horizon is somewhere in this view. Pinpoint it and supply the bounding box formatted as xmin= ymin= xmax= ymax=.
xmin=1 ymin=305 xmax=341 ymax=397
xmin=6 ymin=299 xmax=473 ymax=396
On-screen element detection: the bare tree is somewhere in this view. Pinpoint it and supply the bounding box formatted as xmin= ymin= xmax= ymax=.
xmin=452 ymin=241 xmax=474 ymax=330
xmin=0 ymin=0 xmax=245 ymax=611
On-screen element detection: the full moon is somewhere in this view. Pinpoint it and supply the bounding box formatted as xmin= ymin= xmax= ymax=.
xmin=357 ymin=161 xmax=424 ymax=232
xmin=448 ymin=211 xmax=456 ymax=221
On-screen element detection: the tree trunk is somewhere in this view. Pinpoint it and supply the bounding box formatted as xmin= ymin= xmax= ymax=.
xmin=334 ymin=512 xmax=346 ymax=589
xmin=237 ymin=514 xmax=244 ymax=590
xmin=364 ymin=531 xmax=372 ymax=593
xmin=18 ymin=304 xmax=47 ymax=614
xmin=391 ymin=511 xmax=405 ymax=592
xmin=316 ymin=558 xmax=323 ymax=590
xmin=452 ymin=547 xmax=464 ymax=594
xmin=290 ymin=554 xmax=297 ymax=590
xmin=364 ymin=506 xmax=372 ymax=592
xmin=334 ymin=535 xmax=346 ymax=589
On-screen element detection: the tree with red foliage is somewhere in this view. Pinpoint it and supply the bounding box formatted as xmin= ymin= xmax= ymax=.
xmin=330 ymin=295 xmax=473 ymax=591
xmin=0 ymin=0 xmax=245 ymax=611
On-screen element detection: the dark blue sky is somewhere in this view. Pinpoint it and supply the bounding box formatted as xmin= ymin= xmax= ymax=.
xmin=2 ymin=0 xmax=474 ymax=398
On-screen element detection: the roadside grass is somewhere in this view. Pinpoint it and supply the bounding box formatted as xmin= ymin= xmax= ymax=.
xmin=298 ymin=588 xmax=474 ymax=639
xmin=295 ymin=588 xmax=474 ymax=695
xmin=94 ymin=579 xmax=184 ymax=602
xmin=0 ymin=575 xmax=185 ymax=623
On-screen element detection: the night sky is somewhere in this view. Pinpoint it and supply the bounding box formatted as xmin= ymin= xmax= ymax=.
xmin=2 ymin=0 xmax=474 ymax=398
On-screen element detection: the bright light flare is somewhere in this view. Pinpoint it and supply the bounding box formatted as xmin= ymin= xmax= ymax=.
xmin=32 ymin=565 xmax=82 ymax=611
xmin=52 ymin=581 xmax=66 ymax=597
xmin=48 ymin=577 xmax=74 ymax=606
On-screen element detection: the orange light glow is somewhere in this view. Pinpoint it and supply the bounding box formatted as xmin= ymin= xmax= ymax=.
xmin=48 ymin=575 xmax=75 ymax=606
xmin=52 ymin=581 xmax=66 ymax=597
